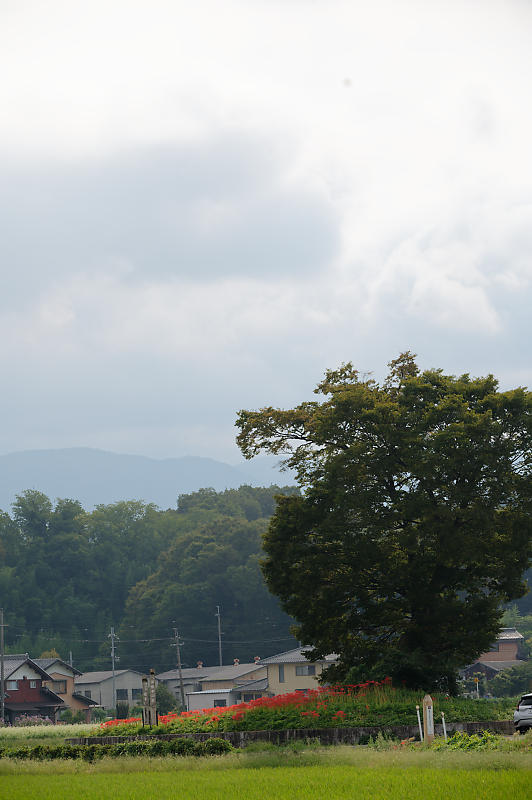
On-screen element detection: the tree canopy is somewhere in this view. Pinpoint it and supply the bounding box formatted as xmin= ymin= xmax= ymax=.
xmin=236 ymin=353 xmax=532 ymax=691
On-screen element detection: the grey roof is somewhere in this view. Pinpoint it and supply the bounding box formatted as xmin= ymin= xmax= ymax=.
xmin=2 ymin=654 xmax=53 ymax=680
xmin=477 ymin=660 xmax=526 ymax=672
xmin=186 ymin=688 xmax=234 ymax=696
xmin=156 ymin=667 xmax=218 ymax=681
xmin=34 ymin=658 xmax=82 ymax=676
xmin=232 ymin=677 xmax=269 ymax=693
xmin=75 ymin=669 xmax=144 ymax=685
xmin=497 ymin=628 xmax=524 ymax=641
xmin=258 ymin=648 xmax=338 ymax=665
xmin=72 ymin=692 xmax=99 ymax=706
xmin=197 ymin=663 xmax=266 ymax=681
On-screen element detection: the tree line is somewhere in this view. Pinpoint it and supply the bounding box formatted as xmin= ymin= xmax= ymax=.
xmin=0 ymin=485 xmax=300 ymax=672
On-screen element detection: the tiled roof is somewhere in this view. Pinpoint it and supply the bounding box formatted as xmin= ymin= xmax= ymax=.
xmin=34 ymin=658 xmax=81 ymax=676
xmin=2 ymin=655 xmax=53 ymax=680
xmin=258 ymin=648 xmax=338 ymax=665
xmin=497 ymin=628 xmax=524 ymax=640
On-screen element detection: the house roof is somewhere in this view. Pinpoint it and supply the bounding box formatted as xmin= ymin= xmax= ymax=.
xmin=496 ymin=628 xmax=524 ymax=641
xmin=258 ymin=648 xmax=338 ymax=665
xmin=477 ymin=660 xmax=526 ymax=672
xmin=186 ymin=688 xmax=234 ymax=696
xmin=75 ymin=669 xmax=144 ymax=685
xmin=34 ymin=658 xmax=82 ymax=676
xmin=72 ymin=692 xmax=99 ymax=706
xmin=156 ymin=667 xmax=217 ymax=681
xmin=198 ymin=663 xmax=265 ymax=682
xmin=232 ymin=678 xmax=269 ymax=693
xmin=2 ymin=654 xmax=54 ymax=680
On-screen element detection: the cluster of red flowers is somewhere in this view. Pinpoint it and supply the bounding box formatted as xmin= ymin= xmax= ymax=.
xmin=99 ymin=679 xmax=393 ymax=730
xmin=101 ymin=716 xmax=141 ymax=728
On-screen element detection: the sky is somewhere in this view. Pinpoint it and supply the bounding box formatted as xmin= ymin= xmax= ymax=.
xmin=1 ymin=0 xmax=531 ymax=463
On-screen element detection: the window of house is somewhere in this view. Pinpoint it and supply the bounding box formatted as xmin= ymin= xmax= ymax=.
xmin=30 ymin=680 xmax=37 ymax=689
xmin=295 ymin=665 xmax=316 ymax=676
xmin=116 ymin=689 xmax=128 ymax=701
xmin=278 ymin=664 xmax=285 ymax=683
xmin=51 ymin=680 xmax=66 ymax=693
xmin=84 ymin=690 xmax=92 ymax=699
xmin=131 ymin=688 xmax=142 ymax=701
xmin=243 ymin=693 xmax=255 ymax=703
xmin=6 ymin=680 xmax=18 ymax=690
xmin=214 ymin=699 xmax=226 ymax=707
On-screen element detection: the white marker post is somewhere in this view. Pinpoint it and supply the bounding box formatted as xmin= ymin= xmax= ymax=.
xmin=441 ymin=711 xmax=447 ymax=742
xmin=415 ymin=704 xmax=423 ymax=741
xmin=422 ymin=694 xmax=434 ymax=744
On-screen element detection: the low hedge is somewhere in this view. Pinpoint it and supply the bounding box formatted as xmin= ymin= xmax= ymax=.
xmin=0 ymin=737 xmax=233 ymax=761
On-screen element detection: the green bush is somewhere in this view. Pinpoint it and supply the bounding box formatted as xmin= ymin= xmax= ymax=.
xmin=0 ymin=737 xmax=233 ymax=761
xmin=433 ymin=731 xmax=500 ymax=751
xmin=203 ymin=737 xmax=234 ymax=755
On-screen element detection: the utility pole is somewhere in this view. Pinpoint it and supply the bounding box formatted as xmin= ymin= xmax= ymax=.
xmin=172 ymin=626 xmax=186 ymax=710
xmin=0 ymin=609 xmax=6 ymax=726
xmin=108 ymin=626 xmax=119 ymax=711
xmin=215 ymin=605 xmax=223 ymax=667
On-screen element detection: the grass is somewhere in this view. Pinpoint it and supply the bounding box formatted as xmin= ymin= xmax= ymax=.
xmin=0 ymin=723 xmax=94 ymax=749
xmin=0 ymin=749 xmax=530 ymax=800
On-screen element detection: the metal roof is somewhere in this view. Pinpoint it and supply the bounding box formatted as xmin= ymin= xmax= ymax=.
xmin=199 ymin=663 xmax=265 ymax=681
xmin=233 ymin=678 xmax=269 ymax=692
xmin=186 ymin=689 xmax=234 ymax=695
xmin=156 ymin=667 xmax=217 ymax=681
xmin=477 ymin=660 xmax=526 ymax=672
xmin=75 ymin=669 xmax=144 ymax=684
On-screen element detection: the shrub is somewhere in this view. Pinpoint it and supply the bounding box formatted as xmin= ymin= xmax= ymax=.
xmin=203 ymin=737 xmax=234 ymax=755
xmin=433 ymin=731 xmax=500 ymax=751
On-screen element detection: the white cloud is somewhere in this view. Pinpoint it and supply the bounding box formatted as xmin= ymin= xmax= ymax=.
xmin=0 ymin=0 xmax=531 ymax=459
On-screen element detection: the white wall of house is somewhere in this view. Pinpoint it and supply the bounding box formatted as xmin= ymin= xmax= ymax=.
xmin=75 ymin=672 xmax=150 ymax=709
xmin=6 ymin=664 xmax=41 ymax=681
xmin=186 ymin=690 xmax=236 ymax=712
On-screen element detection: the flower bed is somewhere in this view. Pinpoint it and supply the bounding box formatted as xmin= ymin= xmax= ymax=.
xmin=88 ymin=681 xmax=514 ymax=738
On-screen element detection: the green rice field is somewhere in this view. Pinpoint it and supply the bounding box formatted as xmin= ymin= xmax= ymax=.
xmin=0 ymin=748 xmax=530 ymax=800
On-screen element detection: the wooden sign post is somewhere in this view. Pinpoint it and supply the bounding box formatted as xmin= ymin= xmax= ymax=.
xmin=422 ymin=694 xmax=434 ymax=743
xmin=142 ymin=669 xmax=158 ymax=726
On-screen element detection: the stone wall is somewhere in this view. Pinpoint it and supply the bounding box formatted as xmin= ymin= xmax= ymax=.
xmin=68 ymin=719 xmax=514 ymax=746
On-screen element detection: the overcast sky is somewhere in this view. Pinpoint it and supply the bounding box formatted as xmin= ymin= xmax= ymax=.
xmin=1 ymin=0 xmax=531 ymax=462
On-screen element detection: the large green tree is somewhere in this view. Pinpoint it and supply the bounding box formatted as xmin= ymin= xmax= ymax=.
xmin=236 ymin=353 xmax=532 ymax=691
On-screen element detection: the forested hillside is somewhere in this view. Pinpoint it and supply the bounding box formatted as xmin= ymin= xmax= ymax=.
xmin=0 ymin=485 xmax=300 ymax=672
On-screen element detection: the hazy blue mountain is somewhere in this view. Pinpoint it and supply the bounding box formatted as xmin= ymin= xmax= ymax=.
xmin=0 ymin=447 xmax=296 ymax=511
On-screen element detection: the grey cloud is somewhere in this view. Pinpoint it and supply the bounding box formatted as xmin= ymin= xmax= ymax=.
xmin=0 ymin=134 xmax=339 ymax=308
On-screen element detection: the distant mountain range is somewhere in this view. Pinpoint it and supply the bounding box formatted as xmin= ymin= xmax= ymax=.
xmin=0 ymin=447 xmax=296 ymax=511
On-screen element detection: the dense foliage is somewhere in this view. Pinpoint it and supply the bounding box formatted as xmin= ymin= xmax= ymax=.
xmin=89 ymin=683 xmax=514 ymax=737
xmin=0 ymin=737 xmax=233 ymax=761
xmin=236 ymin=353 xmax=532 ymax=691
xmin=0 ymin=485 xmax=299 ymax=671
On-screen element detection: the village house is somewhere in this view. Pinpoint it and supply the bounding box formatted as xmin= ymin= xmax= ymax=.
xmin=34 ymin=657 xmax=98 ymax=722
xmin=1 ymin=654 xmax=65 ymax=724
xmin=462 ymin=627 xmax=526 ymax=679
xmin=258 ymin=647 xmax=338 ymax=695
xmin=74 ymin=669 xmax=149 ymax=709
